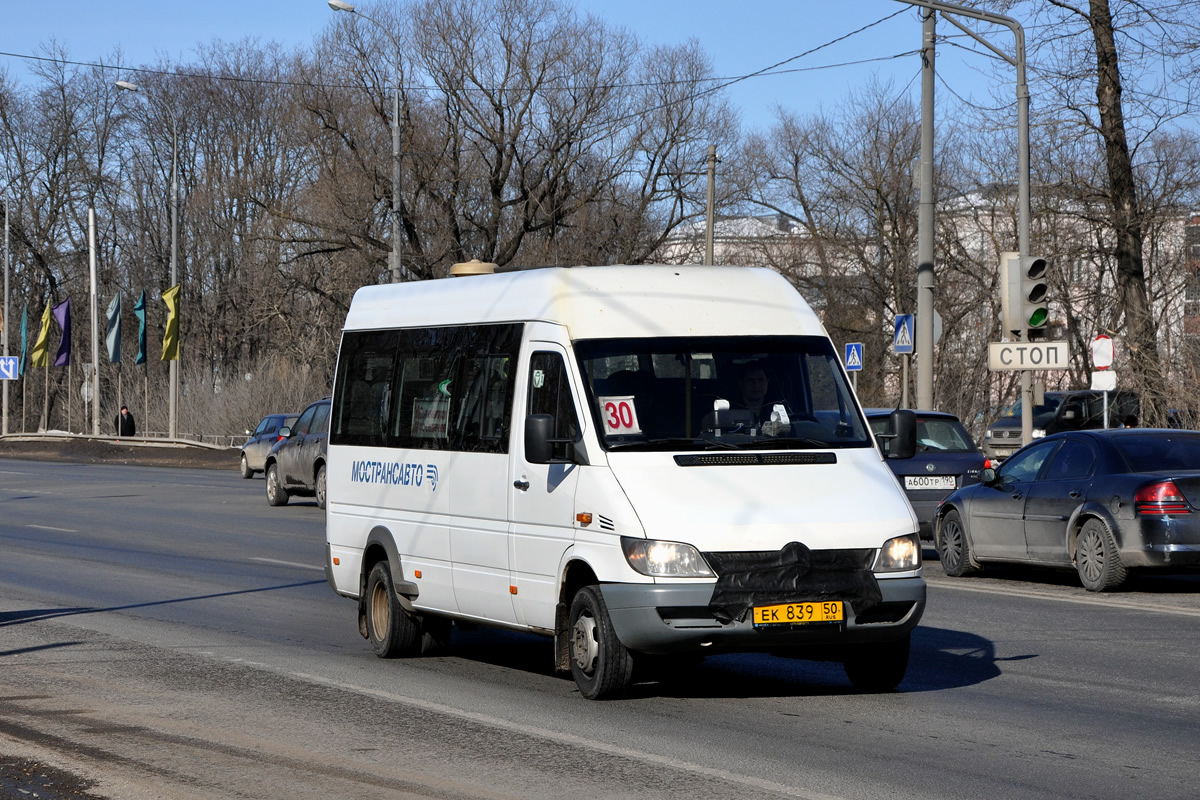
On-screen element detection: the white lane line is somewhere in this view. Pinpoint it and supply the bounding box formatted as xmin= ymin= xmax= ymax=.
xmin=250 ymin=557 xmax=324 ymax=572
xmin=27 ymin=524 xmax=78 ymax=533
xmin=929 ymin=579 xmax=1200 ymax=617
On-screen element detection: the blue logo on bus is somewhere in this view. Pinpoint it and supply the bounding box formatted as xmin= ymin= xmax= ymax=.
xmin=350 ymin=460 xmax=437 ymax=491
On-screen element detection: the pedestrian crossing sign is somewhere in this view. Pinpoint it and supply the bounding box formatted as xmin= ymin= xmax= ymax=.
xmin=844 ymin=342 xmax=863 ymax=371
xmin=893 ymin=315 xmax=914 ymax=354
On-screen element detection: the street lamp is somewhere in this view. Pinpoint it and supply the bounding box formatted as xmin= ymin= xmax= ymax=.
xmin=329 ymin=0 xmax=405 ymax=284
xmin=116 ymin=79 xmax=180 ymax=439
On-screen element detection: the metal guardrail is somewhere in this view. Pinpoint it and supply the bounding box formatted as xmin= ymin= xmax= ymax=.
xmin=0 ymin=430 xmax=241 ymax=449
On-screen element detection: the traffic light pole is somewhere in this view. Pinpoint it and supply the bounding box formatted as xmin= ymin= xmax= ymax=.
xmin=897 ymin=0 xmax=1032 ymax=441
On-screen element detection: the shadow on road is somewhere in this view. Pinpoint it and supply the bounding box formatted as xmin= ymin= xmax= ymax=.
xmin=0 ymin=580 xmax=326 ymax=629
xmin=432 ymin=622 xmax=1013 ymax=700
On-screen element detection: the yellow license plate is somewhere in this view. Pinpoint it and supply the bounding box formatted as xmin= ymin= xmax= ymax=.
xmin=752 ymin=601 xmax=843 ymax=626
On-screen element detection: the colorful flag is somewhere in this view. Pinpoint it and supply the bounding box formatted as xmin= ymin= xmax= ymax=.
xmin=53 ymin=298 xmax=71 ymax=367
xmin=134 ymin=290 xmax=147 ymax=365
xmin=18 ymin=304 xmax=28 ymax=377
xmin=161 ymin=284 xmax=180 ymax=362
xmin=106 ymin=293 xmax=122 ymax=363
xmin=30 ymin=302 xmax=52 ymax=368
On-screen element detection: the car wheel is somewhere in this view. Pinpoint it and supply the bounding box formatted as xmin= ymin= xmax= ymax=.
xmin=265 ymin=463 xmax=289 ymax=506
xmin=569 ymin=585 xmax=633 ymax=700
xmin=240 ymin=453 xmax=254 ymax=479
xmin=843 ymin=634 xmax=910 ymax=692
xmin=1075 ymin=518 xmax=1127 ymax=592
xmin=315 ymin=465 xmax=327 ymax=509
xmin=365 ymin=562 xmax=422 ymax=658
xmin=937 ymin=509 xmax=976 ymax=577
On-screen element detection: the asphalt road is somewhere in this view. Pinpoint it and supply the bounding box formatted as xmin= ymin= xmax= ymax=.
xmin=1 ymin=457 xmax=1199 ymax=799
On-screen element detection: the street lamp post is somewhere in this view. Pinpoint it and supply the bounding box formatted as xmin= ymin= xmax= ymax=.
xmin=329 ymin=0 xmax=405 ymax=284
xmin=116 ymin=79 xmax=180 ymax=439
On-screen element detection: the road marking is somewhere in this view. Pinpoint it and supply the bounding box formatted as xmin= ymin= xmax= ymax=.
xmin=929 ymin=579 xmax=1200 ymax=618
xmin=27 ymin=524 xmax=77 ymax=533
xmin=251 ymin=557 xmax=324 ymax=572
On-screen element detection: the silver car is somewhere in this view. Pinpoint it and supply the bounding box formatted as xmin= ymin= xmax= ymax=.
xmin=240 ymin=413 xmax=298 ymax=478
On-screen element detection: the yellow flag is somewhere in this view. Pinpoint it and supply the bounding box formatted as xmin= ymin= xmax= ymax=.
xmin=29 ymin=302 xmax=53 ymax=368
xmin=161 ymin=284 xmax=181 ymax=361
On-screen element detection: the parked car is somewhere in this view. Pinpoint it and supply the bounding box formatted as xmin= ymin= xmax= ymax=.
xmin=934 ymin=428 xmax=1200 ymax=591
xmin=866 ymin=409 xmax=987 ymax=540
xmin=240 ymin=413 xmax=299 ymax=478
xmin=982 ymin=390 xmax=1139 ymax=461
xmin=264 ymin=397 xmax=330 ymax=508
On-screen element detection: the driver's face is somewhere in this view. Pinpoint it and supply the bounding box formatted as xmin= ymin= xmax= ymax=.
xmin=740 ymin=370 xmax=768 ymax=406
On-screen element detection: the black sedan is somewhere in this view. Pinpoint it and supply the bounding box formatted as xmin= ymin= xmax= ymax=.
xmin=933 ymin=429 xmax=1200 ymax=591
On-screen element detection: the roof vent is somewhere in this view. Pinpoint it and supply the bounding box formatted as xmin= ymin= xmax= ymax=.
xmin=449 ymin=259 xmax=497 ymax=277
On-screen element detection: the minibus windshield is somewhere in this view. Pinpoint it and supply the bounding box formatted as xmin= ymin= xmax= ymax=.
xmin=574 ymin=336 xmax=872 ymax=451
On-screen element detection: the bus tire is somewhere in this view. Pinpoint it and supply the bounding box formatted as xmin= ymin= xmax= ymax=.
xmin=366 ymin=562 xmax=421 ymax=658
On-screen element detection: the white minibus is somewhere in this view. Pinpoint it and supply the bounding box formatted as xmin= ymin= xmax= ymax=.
xmin=324 ymin=264 xmax=923 ymax=699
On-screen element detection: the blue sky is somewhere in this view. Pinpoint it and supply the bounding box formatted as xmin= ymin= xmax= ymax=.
xmin=1 ymin=1 xmax=1013 ymax=132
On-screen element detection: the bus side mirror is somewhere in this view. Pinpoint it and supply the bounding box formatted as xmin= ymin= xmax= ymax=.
xmin=524 ymin=414 xmax=554 ymax=464
xmin=887 ymin=409 xmax=917 ymax=460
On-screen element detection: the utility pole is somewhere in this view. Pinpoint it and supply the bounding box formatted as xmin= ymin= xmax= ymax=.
xmin=916 ymin=10 xmax=936 ymax=411
xmin=89 ymin=208 xmax=100 ymax=435
xmin=2 ymin=194 xmax=8 ymax=436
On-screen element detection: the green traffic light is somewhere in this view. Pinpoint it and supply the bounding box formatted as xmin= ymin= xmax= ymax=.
xmin=1029 ymin=308 xmax=1048 ymax=328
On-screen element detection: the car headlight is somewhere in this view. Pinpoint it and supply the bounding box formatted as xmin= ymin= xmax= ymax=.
xmin=1031 ymin=428 xmax=1046 ymax=438
xmin=621 ymin=537 xmax=715 ymax=578
xmin=985 ymin=429 xmax=993 ymax=439
xmin=874 ymin=534 xmax=921 ymax=572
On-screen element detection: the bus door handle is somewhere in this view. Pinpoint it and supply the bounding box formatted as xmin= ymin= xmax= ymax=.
xmin=513 ymin=479 xmax=530 ymax=491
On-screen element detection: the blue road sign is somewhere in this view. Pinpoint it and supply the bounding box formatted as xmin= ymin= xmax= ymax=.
xmin=0 ymin=356 xmax=18 ymax=381
xmin=844 ymin=342 xmax=863 ymax=371
xmin=893 ymin=315 xmax=914 ymax=354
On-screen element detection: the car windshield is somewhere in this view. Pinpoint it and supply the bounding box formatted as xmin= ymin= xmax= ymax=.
xmin=1113 ymin=432 xmax=1200 ymax=472
xmin=573 ymin=335 xmax=871 ymax=452
xmin=869 ymin=415 xmax=977 ymax=455
xmin=1000 ymin=395 xmax=1062 ymax=419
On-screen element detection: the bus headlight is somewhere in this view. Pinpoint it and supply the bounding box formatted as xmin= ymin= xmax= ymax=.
xmin=621 ymin=537 xmax=715 ymax=578
xmin=874 ymin=534 xmax=921 ymax=572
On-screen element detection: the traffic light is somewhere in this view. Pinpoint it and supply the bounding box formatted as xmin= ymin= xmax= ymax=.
xmin=999 ymin=252 xmax=1049 ymax=337
xmin=1020 ymin=255 xmax=1049 ymax=335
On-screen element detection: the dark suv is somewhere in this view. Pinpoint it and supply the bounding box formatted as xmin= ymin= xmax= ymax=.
xmin=264 ymin=396 xmax=330 ymax=509
xmin=982 ymin=390 xmax=1138 ymax=461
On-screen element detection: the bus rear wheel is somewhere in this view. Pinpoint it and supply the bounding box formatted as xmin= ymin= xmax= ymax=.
xmin=365 ymin=563 xmax=422 ymax=658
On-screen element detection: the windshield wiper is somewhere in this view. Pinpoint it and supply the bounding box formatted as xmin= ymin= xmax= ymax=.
xmin=607 ymin=437 xmax=739 ymax=451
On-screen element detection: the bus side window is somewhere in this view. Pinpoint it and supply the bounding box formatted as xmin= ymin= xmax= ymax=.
xmin=456 ymin=355 xmax=511 ymax=452
xmin=529 ymin=351 xmax=580 ymax=461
